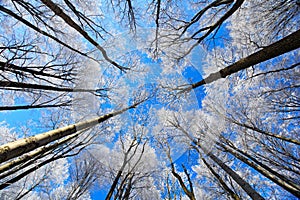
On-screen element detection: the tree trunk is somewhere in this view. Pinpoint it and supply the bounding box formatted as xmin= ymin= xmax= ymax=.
xmin=0 ymin=132 xmax=79 ymax=177
xmin=105 ymin=138 xmax=138 ymax=200
xmin=0 ymin=145 xmax=74 ymax=190
xmin=0 ymin=61 xmax=71 ymax=81
xmin=217 ymin=141 xmax=300 ymax=197
xmin=0 ymin=104 xmax=138 ymax=164
xmin=205 ymin=149 xmax=265 ymax=200
xmin=229 ymin=120 xmax=300 ymax=145
xmin=40 ymin=0 xmax=127 ymax=71
xmin=182 ymin=29 xmax=300 ymax=92
xmin=106 ymin=168 xmax=127 ymax=200
xmin=0 ymin=5 xmax=90 ymax=59
xmin=0 ymin=102 xmax=71 ymax=111
xmin=201 ymin=156 xmax=240 ymax=200
xmin=0 ymin=80 xmax=102 ymax=93
xmin=170 ymin=122 xmax=264 ymax=199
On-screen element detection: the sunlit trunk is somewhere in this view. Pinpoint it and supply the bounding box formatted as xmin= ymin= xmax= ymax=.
xmin=0 ymin=104 xmax=138 ymax=164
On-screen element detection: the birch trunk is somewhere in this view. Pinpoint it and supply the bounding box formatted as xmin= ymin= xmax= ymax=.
xmin=0 ymin=104 xmax=137 ymax=164
xmin=0 ymin=132 xmax=80 ymax=177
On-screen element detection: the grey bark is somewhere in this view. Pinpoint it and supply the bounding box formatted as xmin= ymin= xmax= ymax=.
xmin=182 ymin=29 xmax=300 ymax=92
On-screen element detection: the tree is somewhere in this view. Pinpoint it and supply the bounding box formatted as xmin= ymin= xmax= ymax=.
xmin=0 ymin=0 xmax=299 ymax=199
xmin=157 ymin=110 xmax=265 ymax=199
xmin=88 ymin=119 xmax=160 ymax=200
xmin=177 ymin=29 xmax=300 ymax=93
xmin=0 ymin=100 xmax=145 ymax=164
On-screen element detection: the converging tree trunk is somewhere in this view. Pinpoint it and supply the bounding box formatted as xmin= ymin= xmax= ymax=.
xmin=201 ymin=146 xmax=265 ymax=200
xmin=0 ymin=103 xmax=140 ymax=164
xmin=0 ymin=80 xmax=106 ymax=94
xmin=0 ymin=0 xmax=299 ymax=198
xmin=170 ymin=120 xmax=265 ymax=200
xmin=217 ymin=140 xmax=300 ymax=197
xmin=201 ymin=156 xmax=240 ymax=200
xmin=0 ymin=132 xmax=80 ymax=177
xmin=181 ymin=29 xmax=300 ymax=92
xmin=40 ymin=0 xmax=128 ymax=71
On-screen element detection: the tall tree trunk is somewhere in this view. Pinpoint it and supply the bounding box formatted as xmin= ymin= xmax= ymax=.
xmin=0 ymin=143 xmax=77 ymax=190
xmin=40 ymin=0 xmax=128 ymax=71
xmin=167 ymin=146 xmax=196 ymax=200
xmin=217 ymin=141 xmax=300 ymax=197
xmin=105 ymin=138 xmax=138 ymax=200
xmin=105 ymin=169 xmax=124 ymax=200
xmin=169 ymin=121 xmax=264 ymax=199
xmin=229 ymin=120 xmax=300 ymax=145
xmin=0 ymin=103 xmax=139 ymax=164
xmin=0 ymin=102 xmax=71 ymax=111
xmin=182 ymin=29 xmax=300 ymax=92
xmin=0 ymin=132 xmax=80 ymax=177
xmin=123 ymin=175 xmax=133 ymax=200
xmin=0 ymin=80 xmax=104 ymax=93
xmin=201 ymin=156 xmax=240 ymax=200
xmin=0 ymin=5 xmax=91 ymax=59
xmin=203 ymin=147 xmax=265 ymax=200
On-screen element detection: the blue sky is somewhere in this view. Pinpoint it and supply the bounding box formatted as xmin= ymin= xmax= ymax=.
xmin=1 ymin=1 xmax=298 ymax=199
xmin=87 ymin=47 xmax=207 ymax=199
xmin=0 ymin=16 xmax=209 ymax=200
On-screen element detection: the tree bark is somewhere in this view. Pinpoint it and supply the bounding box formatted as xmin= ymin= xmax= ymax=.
xmin=182 ymin=29 xmax=300 ymax=92
xmin=217 ymin=141 xmax=300 ymax=197
xmin=0 ymin=142 xmax=78 ymax=190
xmin=201 ymin=156 xmax=240 ymax=200
xmin=0 ymin=102 xmax=71 ymax=111
xmin=0 ymin=80 xmax=102 ymax=93
xmin=204 ymin=149 xmax=265 ymax=200
xmin=0 ymin=104 xmax=138 ymax=164
xmin=40 ymin=0 xmax=128 ymax=71
xmin=0 ymin=5 xmax=90 ymax=59
xmin=105 ymin=169 xmax=124 ymax=200
xmin=0 ymin=132 xmax=79 ymax=177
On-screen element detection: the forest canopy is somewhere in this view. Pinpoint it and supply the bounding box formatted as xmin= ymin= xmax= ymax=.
xmin=0 ymin=0 xmax=299 ymax=199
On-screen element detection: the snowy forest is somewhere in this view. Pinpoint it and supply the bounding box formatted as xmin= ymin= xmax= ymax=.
xmin=0 ymin=0 xmax=299 ymax=199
